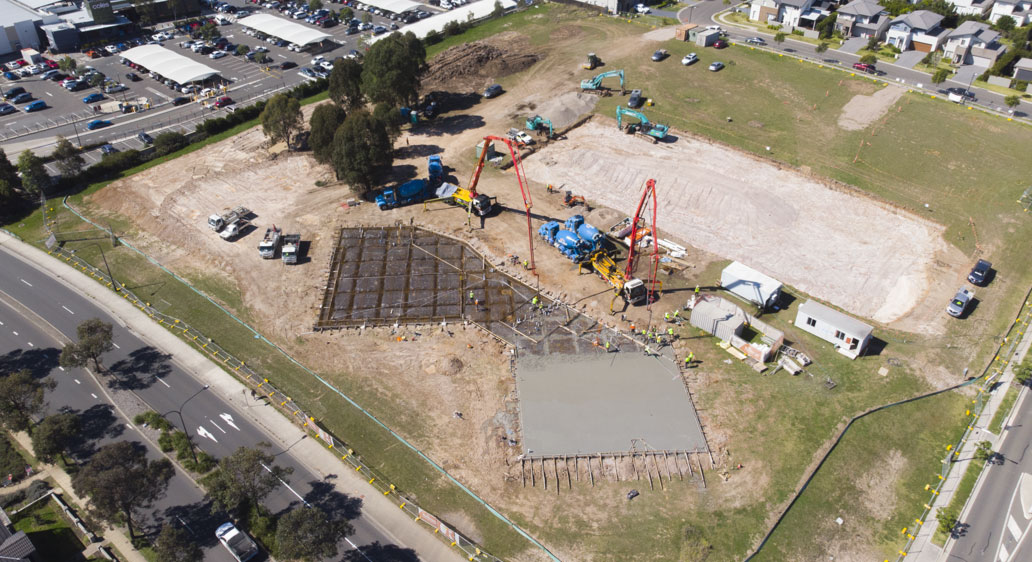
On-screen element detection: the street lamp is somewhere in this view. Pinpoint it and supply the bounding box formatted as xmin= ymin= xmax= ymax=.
xmin=166 ymin=384 xmax=210 ymax=464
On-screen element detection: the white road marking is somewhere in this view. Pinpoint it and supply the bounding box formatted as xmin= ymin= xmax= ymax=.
xmin=262 ymin=462 xmax=310 ymax=506
xmin=196 ymin=426 xmax=218 ymax=442
xmin=112 ymin=342 xmax=120 ymax=349
xmin=0 ymin=320 xmax=4 ymax=325
xmin=58 ymin=366 xmax=65 ymax=371
xmin=158 ymin=378 xmax=171 ymax=388
xmin=62 ymin=305 xmax=74 ymax=314
xmin=1000 ymin=544 xmax=1009 ymax=561
xmin=91 ymin=393 xmax=98 ymax=399
xmin=1009 ymin=515 xmax=1022 ymax=541
xmin=219 ymin=413 xmax=240 ymax=431
xmin=45 ymin=92 xmax=53 ymax=97
xmin=209 ymin=420 xmax=226 ymax=433
xmin=19 ymin=278 xmax=32 ymax=287
xmin=12 ymin=331 xmax=17 ymax=336
xmin=74 ymin=379 xmax=81 ymax=384
xmin=27 ymin=342 xmax=33 ymax=347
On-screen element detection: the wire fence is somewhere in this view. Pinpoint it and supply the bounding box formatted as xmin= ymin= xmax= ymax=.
xmin=35 ymin=200 xmax=512 ymax=562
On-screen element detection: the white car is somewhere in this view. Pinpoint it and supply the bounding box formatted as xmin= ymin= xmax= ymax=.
xmin=311 ymin=55 xmax=325 ymax=65
xmin=254 ymin=46 xmax=269 ymax=53
xmin=105 ymin=45 xmax=120 ymax=54
xmin=440 ymin=0 xmax=452 ymax=8
xmin=209 ymin=50 xmax=228 ymax=59
xmin=514 ymin=130 xmax=533 ymax=145
xmin=320 ymin=60 xmax=334 ymax=70
xmin=151 ymin=33 xmax=165 ymax=41
xmin=104 ymin=83 xmax=128 ymax=93
xmin=288 ymin=44 xmax=301 ymax=52
xmin=681 ymin=52 xmax=698 ymax=65
xmin=634 ymin=3 xmax=650 ymax=13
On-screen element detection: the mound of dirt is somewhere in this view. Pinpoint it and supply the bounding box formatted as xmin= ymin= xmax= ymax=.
xmin=422 ymin=41 xmax=540 ymax=93
xmin=515 ymin=91 xmax=598 ymax=129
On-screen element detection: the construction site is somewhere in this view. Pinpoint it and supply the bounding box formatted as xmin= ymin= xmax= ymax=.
xmin=70 ymin=5 xmax=1030 ymax=561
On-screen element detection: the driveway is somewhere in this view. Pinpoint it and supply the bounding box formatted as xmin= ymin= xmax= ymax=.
xmin=896 ymin=51 xmax=926 ymax=69
xmin=951 ymin=65 xmax=984 ymax=88
xmin=839 ymin=37 xmax=867 ymax=54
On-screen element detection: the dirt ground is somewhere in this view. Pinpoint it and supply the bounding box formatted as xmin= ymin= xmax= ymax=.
xmin=838 ymin=86 xmax=906 ymax=131
xmin=80 ymin=18 xmax=976 ymax=560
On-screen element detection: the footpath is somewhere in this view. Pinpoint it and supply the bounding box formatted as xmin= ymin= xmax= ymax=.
xmin=906 ymin=325 xmax=1032 ymax=562
xmin=0 ymin=233 xmax=467 ymax=562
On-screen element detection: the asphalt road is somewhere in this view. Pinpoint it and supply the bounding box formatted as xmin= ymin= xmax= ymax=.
xmin=945 ymin=387 xmax=1032 ymax=562
xmin=0 ymin=244 xmax=417 ymax=561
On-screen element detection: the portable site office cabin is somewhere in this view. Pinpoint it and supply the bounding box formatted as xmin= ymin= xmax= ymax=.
xmin=794 ymin=299 xmax=873 ymax=360
xmin=720 ymin=261 xmax=783 ymax=310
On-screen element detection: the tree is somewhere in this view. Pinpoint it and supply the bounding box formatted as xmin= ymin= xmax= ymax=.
xmin=201 ymin=21 xmax=221 ymax=42
xmin=361 ymin=11 xmax=372 ymax=24
xmin=996 ymin=15 xmax=1016 ymax=32
xmin=236 ymin=44 xmax=250 ymax=56
xmin=815 ymin=12 xmax=836 ymax=39
xmin=309 ymin=104 xmax=347 ymax=164
xmin=88 ymin=73 xmax=105 ymax=88
xmin=0 ymin=370 xmax=55 ymax=431
xmin=931 ymin=68 xmax=950 ymax=85
xmin=331 ymin=110 xmax=392 ymax=192
xmin=58 ymin=56 xmax=77 ymax=73
xmin=31 ymin=412 xmax=81 ymax=464
xmin=937 ymin=506 xmax=958 ymax=537
xmin=53 ymin=136 xmax=85 ymax=179
xmin=491 ymin=0 xmax=504 ymax=18
xmin=373 ymin=102 xmax=403 ymax=142
xmin=815 ymin=42 xmax=829 ymax=54
xmin=340 ymin=6 xmax=353 ymax=21
xmin=859 ymin=54 xmax=878 ymax=65
xmin=59 ymin=318 xmax=115 ymax=373
xmin=774 ymin=32 xmax=787 ymax=48
xmin=329 ymin=58 xmax=365 ymax=110
xmin=1005 ymin=94 xmax=1021 ymax=108
xmin=1015 ymin=361 xmax=1032 ymax=386
xmin=17 ymin=150 xmax=48 ymax=195
xmin=865 ymin=36 xmax=880 ymax=51
xmin=261 ymin=93 xmax=304 ymax=150
xmin=153 ymin=131 xmax=189 ymax=156
xmin=308 ymin=0 xmax=322 ymax=10
xmin=254 ymin=51 xmax=270 ymax=65
xmin=974 ymin=440 xmax=994 ymax=462
xmin=275 ymin=506 xmax=352 ymax=562
xmin=0 ymin=148 xmax=19 ymax=188
xmin=203 ymin=446 xmax=292 ymax=517
xmin=72 ymin=441 xmax=174 ymax=538
xmin=154 ymin=524 xmax=203 ymax=562
xmin=361 ymin=31 xmax=425 ymax=107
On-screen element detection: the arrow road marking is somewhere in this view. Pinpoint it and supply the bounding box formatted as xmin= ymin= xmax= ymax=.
xmin=219 ymin=413 xmax=240 ymax=431
xmin=196 ymin=426 xmax=218 ymax=443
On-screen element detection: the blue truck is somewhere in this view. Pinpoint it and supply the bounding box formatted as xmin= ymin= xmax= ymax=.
xmin=375 ymin=179 xmax=430 ymax=210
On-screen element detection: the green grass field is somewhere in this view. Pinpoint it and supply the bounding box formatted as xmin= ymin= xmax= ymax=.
xmin=989 ymin=384 xmax=1020 ymax=435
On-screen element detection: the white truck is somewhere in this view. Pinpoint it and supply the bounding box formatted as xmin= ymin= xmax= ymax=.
xmin=220 ymin=219 xmax=248 ymax=241
xmin=215 ymin=522 xmax=258 ymax=562
xmin=281 ymin=234 xmax=301 ymax=265
xmin=258 ymin=225 xmax=282 ymax=259
xmin=208 ymin=206 xmax=249 ymax=232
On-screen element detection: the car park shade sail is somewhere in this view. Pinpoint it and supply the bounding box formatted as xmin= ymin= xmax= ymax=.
xmin=237 ymin=14 xmax=334 ymax=46
xmin=121 ymin=45 xmax=222 ymax=84
xmin=369 ymin=0 xmax=516 ymax=42
xmin=361 ymin=0 xmax=422 ymax=14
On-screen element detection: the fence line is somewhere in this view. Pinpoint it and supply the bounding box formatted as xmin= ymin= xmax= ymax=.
xmin=41 ymin=198 xmax=550 ymax=562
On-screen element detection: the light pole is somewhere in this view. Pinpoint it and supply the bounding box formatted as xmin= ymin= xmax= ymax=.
xmin=166 ymin=384 xmax=210 ymax=464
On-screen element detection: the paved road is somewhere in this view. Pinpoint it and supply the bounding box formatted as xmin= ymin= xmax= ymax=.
xmin=0 ymin=244 xmax=415 ymax=560
xmin=677 ymin=0 xmax=1029 ymax=114
xmin=945 ymin=387 xmax=1032 ymax=562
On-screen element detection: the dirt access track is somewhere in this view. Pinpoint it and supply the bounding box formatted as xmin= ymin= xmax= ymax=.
xmin=523 ymin=120 xmax=955 ymax=325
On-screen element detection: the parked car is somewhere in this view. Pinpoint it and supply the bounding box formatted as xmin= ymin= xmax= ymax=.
xmin=708 ymin=61 xmax=724 ymax=72
xmin=47 ymin=72 xmax=67 ymax=81
xmin=10 ymin=92 xmax=32 ymax=104
xmin=137 ymin=131 xmax=154 ymax=145
xmin=967 ymin=259 xmax=992 ymax=286
xmin=66 ymin=80 xmax=89 ymax=91
xmin=83 ymin=93 xmax=105 ymax=103
xmin=681 ymin=52 xmax=698 ymax=65
xmin=634 ymin=2 xmax=649 ymax=13
xmin=280 ymin=61 xmax=297 ymax=70
xmin=3 ymin=86 xmax=26 ymax=100
xmin=946 ymin=288 xmax=974 ymax=318
xmin=0 ymin=103 xmax=15 ymax=115
xmin=86 ymin=119 xmax=112 ymax=130
xmin=852 ymin=62 xmax=876 ymax=73
xmin=104 ymin=83 xmax=128 ymax=93
xmin=713 ymin=39 xmax=728 ymax=49
xmin=23 ymin=100 xmax=46 ymax=112
xmin=651 ymin=49 xmax=668 ymax=62
xmin=372 ymin=25 xmax=387 ymax=34
xmin=628 ymin=89 xmax=643 ymax=108
xmin=483 ymin=83 xmax=502 ymax=98
xmin=2 ymin=71 xmax=17 ymax=80
xmin=100 ymin=144 xmax=118 ymax=155
xmin=745 ymin=37 xmax=766 ymax=46
xmin=214 ymin=96 xmax=233 ymax=108
xmin=41 ymin=69 xmax=61 ymax=80
xmin=172 ymin=96 xmax=190 ymax=106
xmin=126 ymin=72 xmax=141 ymax=81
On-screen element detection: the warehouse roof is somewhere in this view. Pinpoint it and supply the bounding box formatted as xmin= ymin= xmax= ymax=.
xmin=371 ymin=0 xmax=517 ymax=42
xmin=0 ymin=0 xmax=43 ymax=27
xmin=120 ymin=45 xmax=222 ymax=85
xmin=236 ymin=14 xmax=333 ymax=46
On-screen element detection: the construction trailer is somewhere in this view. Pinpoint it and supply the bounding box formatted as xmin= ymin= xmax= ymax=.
xmin=690 ymin=295 xmax=784 ymax=363
xmin=720 ymin=261 xmax=783 ymax=310
xmin=794 ymin=299 xmax=872 ymax=359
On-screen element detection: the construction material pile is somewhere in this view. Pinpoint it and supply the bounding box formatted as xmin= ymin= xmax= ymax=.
xmin=422 ymin=40 xmax=540 ymax=93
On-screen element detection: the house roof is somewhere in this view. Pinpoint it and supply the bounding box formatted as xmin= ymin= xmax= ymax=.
xmin=838 ymin=0 xmax=884 ymax=18
xmin=891 ymin=9 xmax=944 ymax=30
xmin=797 ymin=300 xmax=873 ymax=338
xmin=0 ymin=530 xmax=36 ymax=561
xmin=779 ymin=0 xmax=812 ymax=8
xmin=1016 ymin=57 xmax=1032 ymax=70
xmin=949 ymin=19 xmax=992 ymax=38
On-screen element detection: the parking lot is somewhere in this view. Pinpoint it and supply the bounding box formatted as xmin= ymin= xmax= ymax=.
xmin=1 ymin=0 xmax=444 ymax=164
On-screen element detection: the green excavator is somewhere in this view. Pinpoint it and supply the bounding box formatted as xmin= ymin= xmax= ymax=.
xmin=579 ymin=69 xmax=626 ymax=96
xmin=616 ymin=106 xmax=669 ymax=143
xmin=525 ymin=115 xmax=555 ymax=139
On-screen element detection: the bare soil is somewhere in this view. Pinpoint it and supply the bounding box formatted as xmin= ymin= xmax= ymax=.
xmin=838 ymin=86 xmax=906 ymax=131
xmin=422 ymin=33 xmax=541 ymax=94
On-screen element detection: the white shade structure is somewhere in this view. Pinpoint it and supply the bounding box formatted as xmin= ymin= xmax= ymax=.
xmin=237 ymin=14 xmax=334 ymax=46
xmin=121 ymin=45 xmax=222 ymax=84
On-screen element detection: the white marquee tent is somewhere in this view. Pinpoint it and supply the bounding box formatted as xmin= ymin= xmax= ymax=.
xmin=236 ymin=14 xmax=334 ymax=46
xmin=120 ymin=45 xmax=222 ymax=85
xmin=370 ymin=0 xmax=517 ymax=42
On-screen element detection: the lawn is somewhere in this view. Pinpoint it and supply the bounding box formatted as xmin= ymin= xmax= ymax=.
xmin=988 ymin=383 xmax=1020 ymax=435
xmin=930 ymin=454 xmax=987 ymax=546
xmin=6 ymin=5 xmax=1032 ymax=561
xmin=12 ymin=499 xmax=87 ymax=561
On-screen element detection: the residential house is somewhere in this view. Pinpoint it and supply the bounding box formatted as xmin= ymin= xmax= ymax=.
xmin=885 ymin=10 xmax=947 ymax=52
xmin=834 ymin=0 xmax=891 ymax=39
xmin=946 ymin=0 xmax=996 ymax=17
xmin=0 ymin=507 xmax=37 ymax=562
xmin=1014 ymin=57 xmax=1032 ymax=81
xmin=794 ymin=299 xmax=873 ymax=360
xmin=749 ymin=0 xmax=828 ymax=29
xmin=989 ymin=0 xmax=1032 ymax=25
xmin=942 ymin=20 xmax=1007 ymax=66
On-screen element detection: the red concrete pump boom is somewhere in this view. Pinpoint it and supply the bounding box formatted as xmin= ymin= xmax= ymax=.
xmin=466 ymin=135 xmax=536 ymax=272
xmin=625 ymin=179 xmax=660 ymax=307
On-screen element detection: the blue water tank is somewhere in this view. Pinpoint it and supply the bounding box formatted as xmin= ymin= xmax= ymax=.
xmin=565 ymin=214 xmax=584 ymax=232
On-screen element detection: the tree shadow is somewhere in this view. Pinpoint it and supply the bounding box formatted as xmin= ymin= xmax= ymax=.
xmin=302 ymin=478 xmax=363 ymax=521
xmin=0 ymin=347 xmax=61 ymax=380
xmin=424 ymin=91 xmax=481 ymax=113
xmin=343 ymin=541 xmax=420 ymax=562
xmin=106 ymin=346 xmax=173 ymax=390
xmin=67 ymin=403 xmax=125 ymax=457
xmin=384 ymin=164 xmax=420 ymax=185
xmin=395 ymin=143 xmax=442 ymax=159
xmin=160 ymin=498 xmax=225 ymax=549
xmin=416 ymin=114 xmax=486 ymax=137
